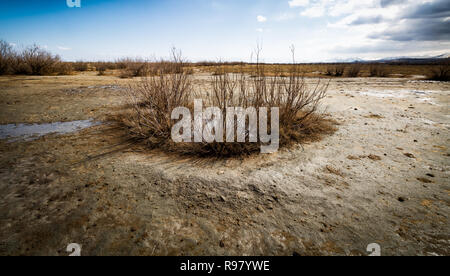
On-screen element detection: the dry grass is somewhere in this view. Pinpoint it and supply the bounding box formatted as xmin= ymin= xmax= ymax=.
xmin=365 ymin=114 xmax=384 ymax=119
xmin=347 ymin=155 xmax=361 ymax=160
xmin=116 ymin=49 xmax=336 ymax=157
xmin=325 ymin=165 xmax=344 ymax=177
xmin=417 ymin=177 xmax=433 ymax=184
xmin=367 ymin=154 xmax=382 ymax=161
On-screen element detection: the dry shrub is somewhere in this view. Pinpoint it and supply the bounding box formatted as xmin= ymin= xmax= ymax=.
xmin=117 ymin=48 xmax=336 ymax=157
xmin=0 ymin=40 xmax=14 ymax=75
xmin=212 ymin=68 xmax=226 ymax=76
xmin=73 ymin=61 xmax=89 ymax=72
xmin=119 ymin=59 xmax=155 ymax=78
xmin=120 ymin=64 xmax=146 ymax=78
xmin=0 ymin=43 xmax=69 ymax=76
xmin=325 ymin=66 xmax=334 ymax=76
xmin=10 ymin=55 xmax=32 ymax=75
xmin=184 ymin=67 xmax=195 ymax=75
xmin=135 ymin=63 xmax=154 ymax=77
xmin=92 ymin=62 xmax=116 ymax=72
xmin=54 ymin=62 xmax=74 ymax=75
xmin=97 ymin=66 xmax=107 ymax=76
xmin=428 ymin=64 xmax=450 ymax=81
xmin=119 ymin=57 xmax=187 ymax=79
xmin=334 ymin=65 xmax=346 ymax=77
xmin=196 ymin=61 xmax=218 ymax=67
xmin=117 ymin=58 xmax=139 ymax=70
xmin=326 ymin=64 xmax=346 ymax=77
xmin=346 ymin=64 xmax=362 ymax=77
xmin=119 ymin=50 xmax=192 ymax=142
xmin=21 ymin=45 xmax=61 ymax=75
xmin=119 ymin=69 xmax=135 ymax=79
xmin=369 ymin=64 xmax=389 ymax=77
xmin=1 ymin=40 xmax=77 ymax=76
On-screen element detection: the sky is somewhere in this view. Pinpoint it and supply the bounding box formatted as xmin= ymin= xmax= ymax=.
xmin=0 ymin=0 xmax=449 ymax=62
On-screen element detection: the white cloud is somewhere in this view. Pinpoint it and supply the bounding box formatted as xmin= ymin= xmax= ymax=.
xmin=57 ymin=46 xmax=72 ymax=51
xmin=329 ymin=40 xmax=450 ymax=60
xmin=301 ymin=5 xmax=325 ymax=18
xmin=280 ymin=0 xmax=447 ymax=59
xmin=288 ymin=0 xmax=309 ymax=7
xmin=257 ymin=15 xmax=267 ymax=22
xmin=293 ymin=0 xmax=412 ymax=19
xmin=328 ymin=0 xmax=378 ymax=17
xmin=274 ymin=12 xmax=297 ymax=21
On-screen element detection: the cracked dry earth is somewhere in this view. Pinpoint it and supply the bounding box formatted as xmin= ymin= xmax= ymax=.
xmin=0 ymin=73 xmax=449 ymax=256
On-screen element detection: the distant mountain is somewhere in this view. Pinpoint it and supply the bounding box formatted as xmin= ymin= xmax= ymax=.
xmin=433 ymin=53 xmax=450 ymax=59
xmin=322 ymin=53 xmax=450 ymax=64
xmin=328 ymin=57 xmax=365 ymax=63
xmin=374 ymin=53 xmax=450 ymax=64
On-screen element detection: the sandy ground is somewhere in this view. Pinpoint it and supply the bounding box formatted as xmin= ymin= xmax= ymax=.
xmin=0 ymin=72 xmax=449 ymax=256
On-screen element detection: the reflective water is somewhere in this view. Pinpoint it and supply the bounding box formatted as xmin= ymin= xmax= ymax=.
xmin=0 ymin=120 xmax=101 ymax=142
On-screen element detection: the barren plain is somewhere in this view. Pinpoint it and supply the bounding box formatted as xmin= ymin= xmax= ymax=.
xmin=0 ymin=72 xmax=449 ymax=256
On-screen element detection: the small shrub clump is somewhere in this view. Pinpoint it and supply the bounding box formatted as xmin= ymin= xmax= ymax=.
xmin=97 ymin=66 xmax=107 ymax=76
xmin=73 ymin=61 xmax=89 ymax=72
xmin=54 ymin=62 xmax=74 ymax=75
xmin=369 ymin=64 xmax=389 ymax=77
xmin=428 ymin=64 xmax=450 ymax=81
xmin=0 ymin=40 xmax=14 ymax=74
xmin=119 ymin=59 xmax=155 ymax=78
xmin=346 ymin=64 xmax=362 ymax=77
xmin=117 ymin=49 xmax=336 ymax=157
xmin=325 ymin=64 xmax=346 ymax=77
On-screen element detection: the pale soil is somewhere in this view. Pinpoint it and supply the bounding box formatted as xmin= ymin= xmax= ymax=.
xmin=0 ymin=72 xmax=448 ymax=256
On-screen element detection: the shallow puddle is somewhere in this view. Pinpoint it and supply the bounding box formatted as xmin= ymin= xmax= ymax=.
xmin=0 ymin=120 xmax=101 ymax=142
xmin=360 ymin=89 xmax=440 ymax=99
xmin=87 ymin=85 xmax=124 ymax=91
